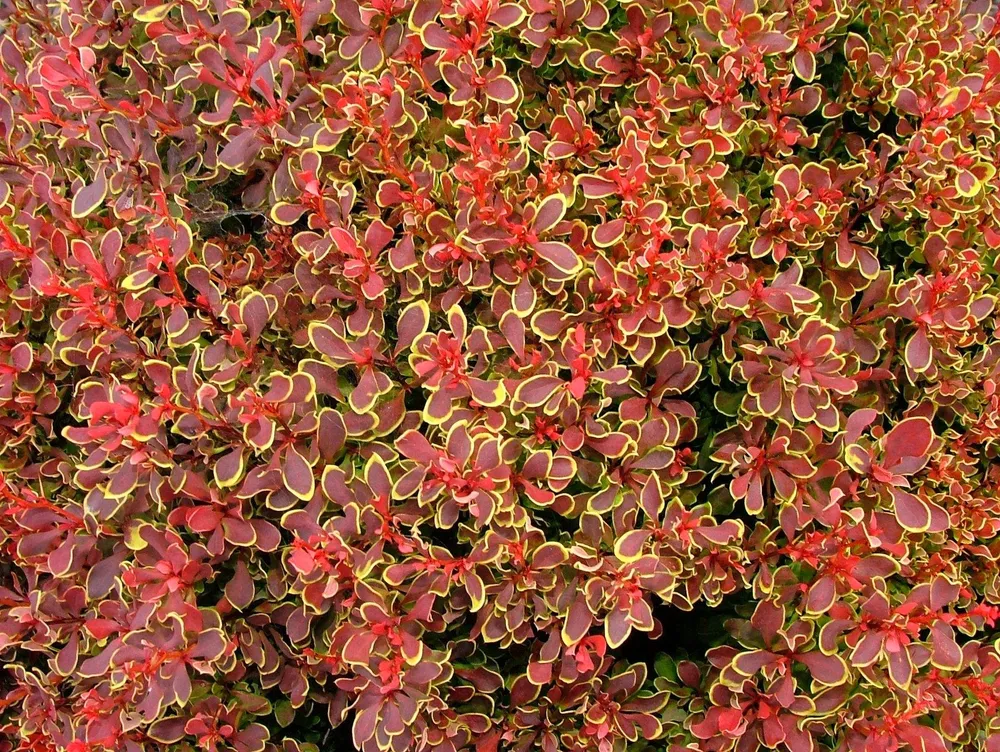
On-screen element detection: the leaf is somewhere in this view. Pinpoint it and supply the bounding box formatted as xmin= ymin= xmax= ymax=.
xmin=890 ymin=488 xmax=931 ymax=533
xmin=241 ymin=291 xmax=273 ymax=343
xmin=797 ymin=652 xmax=848 ymax=686
xmin=225 ymin=558 xmax=256 ymax=610
xmin=468 ymin=377 xmax=505 ymax=406
xmin=396 ymin=429 xmax=438 ymax=463
xmin=905 ymin=328 xmax=932 ymax=372
xmin=71 ymin=171 xmax=108 ymax=218
xmin=513 ymin=375 xmax=563 ymax=407
xmin=148 ymin=718 xmax=187 ymax=744
xmin=531 ymin=542 xmax=567 ymax=569
xmin=614 ymin=529 xmax=648 ymax=561
xmin=214 ymin=448 xmax=245 ymax=488
xmin=532 ymin=194 xmax=568 ymax=235
xmin=283 ymin=445 xmax=315 ymax=500
xmin=805 ymin=575 xmax=837 ymax=615
xmin=886 ymin=647 xmax=913 ymax=688
xmin=222 ymin=516 xmax=257 ymax=546
xmin=533 ymin=241 xmax=581 ymax=274
xmin=219 ymin=127 xmax=263 ymax=171
xmin=134 ymin=3 xmax=174 ymax=22
xmin=485 ymin=76 xmax=518 ymax=104
xmin=883 ymin=416 xmax=934 ymax=473
xmin=396 ymin=300 xmax=430 ymax=355
xmin=561 ymin=598 xmax=593 ymax=645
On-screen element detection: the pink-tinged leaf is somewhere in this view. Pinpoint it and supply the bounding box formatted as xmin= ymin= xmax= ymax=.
xmin=225 ymin=559 xmax=255 ymax=610
xmin=54 ymin=632 xmax=80 ymax=675
xmin=192 ymin=629 xmax=227 ymax=660
xmin=883 ymin=417 xmax=934 ymax=472
xmin=447 ymin=305 xmax=468 ymax=342
xmin=793 ymin=49 xmax=816 ymax=81
xmin=349 ymin=366 xmax=381 ymax=414
xmin=283 ymin=445 xmax=315 ymax=500
xmin=898 ymin=726 xmax=947 ymax=752
xmin=805 ymin=575 xmax=837 ymax=615
xmin=929 ymin=624 xmax=962 ymax=670
xmin=148 ymin=718 xmax=187 ymax=744
xmin=751 ymin=600 xmax=785 ymax=643
xmin=509 ymin=675 xmax=541 ymax=706
xmin=241 ymin=292 xmax=272 ymax=343
xmin=485 ymin=76 xmax=518 ymax=103
xmin=797 ymin=652 xmax=848 ymax=685
xmin=214 ymin=448 xmax=245 ymax=488
xmin=844 ymin=408 xmax=878 ymax=444
xmin=886 ymin=647 xmax=912 ymax=688
xmin=492 ymin=3 xmax=525 ymax=26
xmin=219 ymin=127 xmax=263 ymax=170
xmin=577 ymin=175 xmax=617 ymax=198
xmin=614 ymin=529 xmax=648 ymax=561
xmin=10 ymin=342 xmax=32 ymax=371
xmin=514 ymin=375 xmax=562 ymax=407
xmin=466 ymin=572 xmax=486 ymax=610
xmin=894 ymin=88 xmax=921 ymax=116
xmin=697 ymin=520 xmax=743 ymax=546
xmin=926 ymin=498 xmax=950 ymax=533
xmin=500 ymin=310 xmax=525 ymax=358
xmin=531 ymin=542 xmax=567 ymax=569
xmin=289 ymin=546 xmax=317 ymax=575
xmin=534 ymin=241 xmax=581 ymax=274
xmin=605 ymin=609 xmax=632 ymax=648
xmin=353 ymin=707 xmax=378 ymax=747
xmin=775 ymin=167 xmax=804 ymax=200
xmin=271 ymin=201 xmax=307 ymax=225
xmin=955 ymin=169 xmax=981 ymax=197
xmin=358 ymin=38 xmax=384 ymax=70
xmin=562 ymin=598 xmax=593 ymax=645
xmin=221 ymin=515 xmax=257 ymax=545
xmin=71 ymin=170 xmax=108 ymax=218
xmin=87 ymin=551 xmax=127 ymax=599
xmin=251 ymin=520 xmax=281 ymax=552
xmin=749 ymin=30 xmax=794 ymax=54
xmin=395 ymin=301 xmax=429 ymax=355
xmin=468 ymin=377 xmax=505 ymax=406
xmin=344 ymin=632 xmax=378 ymax=664
xmin=905 ymin=328 xmax=932 ymax=372
xmin=84 ymin=619 xmax=119 ymax=640
xmin=397 ymin=429 xmax=438 ymax=463
xmin=532 ymin=194 xmax=567 ymax=235
xmin=423 ymin=389 xmax=453 ymax=422
xmin=891 ymin=488 xmax=930 ymax=532
xmin=107 ymin=462 xmax=139 ymax=498
xmin=447 ymin=423 xmax=471 ymax=460
xmin=587 ymin=432 xmax=630 ymax=458
xmin=593 ymin=218 xmax=626 ymax=247
xmin=850 ymin=632 xmax=883 ymax=666
xmin=236 ymin=724 xmax=268 ymax=752
xmin=745 ymin=475 xmax=765 ymax=515
xmin=732 ymin=650 xmax=774 ymax=676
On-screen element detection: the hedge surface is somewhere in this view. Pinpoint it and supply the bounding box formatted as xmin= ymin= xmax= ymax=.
xmin=1 ymin=1 xmax=1000 ymax=751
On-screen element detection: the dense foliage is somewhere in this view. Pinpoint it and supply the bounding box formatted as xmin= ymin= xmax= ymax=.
xmin=1 ymin=0 xmax=1000 ymax=751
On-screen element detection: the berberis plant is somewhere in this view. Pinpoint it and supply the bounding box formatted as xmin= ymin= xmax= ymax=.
xmin=0 ymin=0 xmax=999 ymax=750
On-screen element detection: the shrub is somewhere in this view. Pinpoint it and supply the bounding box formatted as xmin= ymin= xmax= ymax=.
xmin=0 ymin=0 xmax=999 ymax=751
